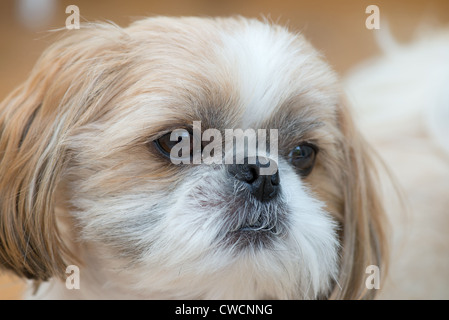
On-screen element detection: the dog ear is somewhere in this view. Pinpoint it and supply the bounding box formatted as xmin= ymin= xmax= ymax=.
xmin=0 ymin=47 xmax=78 ymax=280
xmin=0 ymin=24 xmax=131 ymax=280
xmin=329 ymin=100 xmax=389 ymax=299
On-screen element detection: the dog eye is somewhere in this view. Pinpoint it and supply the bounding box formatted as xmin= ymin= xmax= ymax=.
xmin=154 ymin=131 xmax=192 ymax=158
xmin=288 ymin=144 xmax=318 ymax=176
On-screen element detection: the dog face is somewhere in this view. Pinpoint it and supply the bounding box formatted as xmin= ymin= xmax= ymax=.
xmin=0 ymin=17 xmax=386 ymax=299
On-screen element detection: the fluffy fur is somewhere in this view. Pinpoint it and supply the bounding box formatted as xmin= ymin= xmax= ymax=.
xmin=0 ymin=16 xmax=387 ymax=299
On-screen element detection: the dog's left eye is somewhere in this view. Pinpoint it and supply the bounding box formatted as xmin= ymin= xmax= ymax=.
xmin=288 ymin=144 xmax=318 ymax=176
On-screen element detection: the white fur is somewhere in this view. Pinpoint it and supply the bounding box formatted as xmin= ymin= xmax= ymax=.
xmin=217 ymin=21 xmax=339 ymax=127
xmin=32 ymin=161 xmax=338 ymax=299
xmin=26 ymin=18 xmax=342 ymax=300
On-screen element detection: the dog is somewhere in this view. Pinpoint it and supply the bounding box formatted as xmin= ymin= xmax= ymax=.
xmin=0 ymin=16 xmax=388 ymax=299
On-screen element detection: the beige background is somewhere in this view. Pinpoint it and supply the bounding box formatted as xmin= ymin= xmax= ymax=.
xmin=1 ymin=0 xmax=449 ymax=299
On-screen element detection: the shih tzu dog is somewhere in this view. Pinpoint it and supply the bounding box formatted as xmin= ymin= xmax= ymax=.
xmin=0 ymin=16 xmax=388 ymax=299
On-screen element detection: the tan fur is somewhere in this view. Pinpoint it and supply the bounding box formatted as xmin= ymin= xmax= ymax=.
xmin=0 ymin=16 xmax=389 ymax=299
xmin=329 ymin=102 xmax=388 ymax=299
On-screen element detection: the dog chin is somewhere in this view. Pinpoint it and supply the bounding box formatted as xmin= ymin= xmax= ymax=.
xmin=1 ymin=16 xmax=388 ymax=300
xmin=99 ymin=164 xmax=340 ymax=299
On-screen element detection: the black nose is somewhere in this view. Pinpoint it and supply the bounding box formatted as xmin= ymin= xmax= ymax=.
xmin=227 ymin=157 xmax=280 ymax=202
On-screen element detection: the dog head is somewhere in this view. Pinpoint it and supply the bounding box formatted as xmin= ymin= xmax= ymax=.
xmin=0 ymin=16 xmax=387 ymax=299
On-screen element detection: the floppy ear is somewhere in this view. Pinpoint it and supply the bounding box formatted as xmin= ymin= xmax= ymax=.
xmin=0 ymin=77 xmax=68 ymax=280
xmin=0 ymin=42 xmax=81 ymax=280
xmin=329 ymin=100 xmax=389 ymax=300
xmin=0 ymin=24 xmax=131 ymax=280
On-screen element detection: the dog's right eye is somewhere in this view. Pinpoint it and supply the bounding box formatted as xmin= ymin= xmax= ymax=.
xmin=155 ymin=133 xmax=178 ymax=156
xmin=154 ymin=130 xmax=193 ymax=158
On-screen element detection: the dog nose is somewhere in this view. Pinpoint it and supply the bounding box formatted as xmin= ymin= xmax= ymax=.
xmin=227 ymin=157 xmax=280 ymax=202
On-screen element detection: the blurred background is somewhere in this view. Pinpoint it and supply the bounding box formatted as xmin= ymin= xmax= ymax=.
xmin=1 ymin=0 xmax=449 ymax=299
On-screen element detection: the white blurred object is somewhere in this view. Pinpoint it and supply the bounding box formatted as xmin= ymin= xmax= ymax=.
xmin=345 ymin=26 xmax=449 ymax=157
xmin=16 ymin=0 xmax=57 ymax=30
xmin=344 ymin=26 xmax=449 ymax=299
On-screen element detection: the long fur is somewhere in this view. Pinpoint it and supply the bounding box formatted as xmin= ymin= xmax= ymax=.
xmin=0 ymin=16 xmax=388 ymax=299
